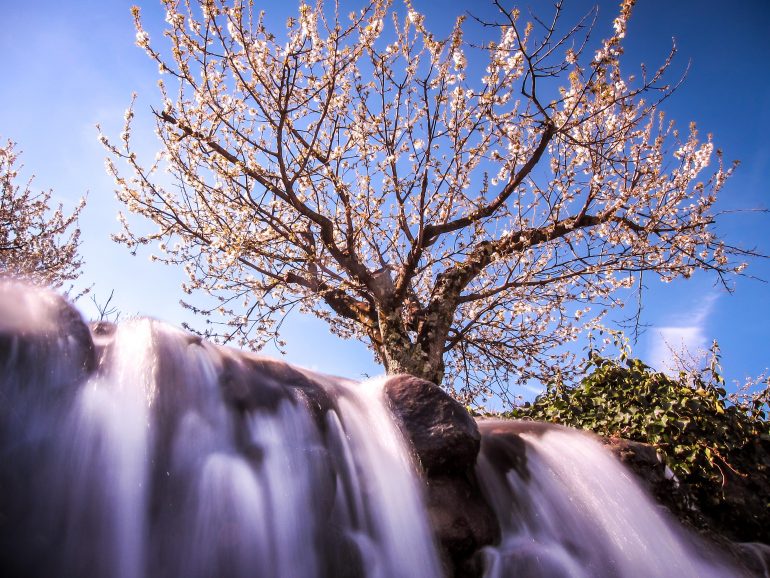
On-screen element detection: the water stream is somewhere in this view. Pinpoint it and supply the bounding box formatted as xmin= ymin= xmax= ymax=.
xmin=0 ymin=284 xmax=441 ymax=578
xmin=0 ymin=283 xmax=763 ymax=577
xmin=476 ymin=420 xmax=747 ymax=577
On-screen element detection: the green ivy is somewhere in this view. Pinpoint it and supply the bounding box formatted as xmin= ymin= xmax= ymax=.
xmin=508 ymin=347 xmax=770 ymax=539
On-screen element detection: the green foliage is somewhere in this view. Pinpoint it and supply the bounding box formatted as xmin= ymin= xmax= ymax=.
xmin=509 ymin=344 xmax=770 ymax=525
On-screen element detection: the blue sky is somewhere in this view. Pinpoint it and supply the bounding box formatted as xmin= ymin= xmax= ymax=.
xmin=1 ymin=0 xmax=768 ymax=390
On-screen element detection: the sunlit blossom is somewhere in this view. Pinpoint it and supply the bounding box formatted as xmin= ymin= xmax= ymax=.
xmin=102 ymin=0 xmax=748 ymax=404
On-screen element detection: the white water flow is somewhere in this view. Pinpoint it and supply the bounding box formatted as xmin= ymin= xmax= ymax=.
xmin=58 ymin=321 xmax=156 ymax=578
xmin=331 ymin=378 xmax=443 ymax=578
xmin=2 ymin=284 xmax=765 ymax=577
xmin=476 ymin=421 xmax=744 ymax=578
xmin=0 ymin=289 xmax=441 ymax=578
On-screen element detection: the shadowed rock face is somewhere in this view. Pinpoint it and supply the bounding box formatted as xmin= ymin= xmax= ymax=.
xmin=382 ymin=376 xmax=499 ymax=577
xmin=603 ymin=436 xmax=770 ymax=575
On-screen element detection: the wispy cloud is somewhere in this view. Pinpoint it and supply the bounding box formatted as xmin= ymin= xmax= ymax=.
xmin=647 ymin=293 xmax=718 ymax=374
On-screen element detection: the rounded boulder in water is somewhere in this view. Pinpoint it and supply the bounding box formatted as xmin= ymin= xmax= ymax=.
xmin=381 ymin=374 xmax=480 ymax=476
xmin=0 ymin=280 xmax=95 ymax=403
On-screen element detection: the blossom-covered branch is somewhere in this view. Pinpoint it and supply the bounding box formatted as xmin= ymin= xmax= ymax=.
xmin=103 ymin=0 xmax=753 ymax=405
xmin=0 ymin=139 xmax=84 ymax=291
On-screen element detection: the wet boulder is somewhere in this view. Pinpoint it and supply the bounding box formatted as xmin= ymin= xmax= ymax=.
xmin=425 ymin=473 xmax=501 ymax=577
xmin=382 ymin=374 xmax=480 ymax=476
xmin=382 ymin=375 xmax=499 ymax=577
xmin=0 ymin=281 xmax=96 ymax=391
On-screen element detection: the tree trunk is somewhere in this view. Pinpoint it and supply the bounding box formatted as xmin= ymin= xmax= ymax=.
xmin=374 ymin=306 xmax=446 ymax=385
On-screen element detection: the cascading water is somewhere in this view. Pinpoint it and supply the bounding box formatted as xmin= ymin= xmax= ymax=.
xmin=1 ymin=282 xmax=765 ymax=577
xmin=476 ymin=420 xmax=750 ymax=578
xmin=0 ymin=283 xmax=441 ymax=578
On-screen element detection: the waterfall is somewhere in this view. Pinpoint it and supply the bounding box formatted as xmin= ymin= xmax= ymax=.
xmin=476 ymin=420 xmax=748 ymax=578
xmin=1 ymin=282 xmax=764 ymax=577
xmin=0 ymin=283 xmax=441 ymax=578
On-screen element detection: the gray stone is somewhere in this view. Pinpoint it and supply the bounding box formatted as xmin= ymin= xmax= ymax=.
xmin=426 ymin=474 xmax=501 ymax=577
xmin=382 ymin=374 xmax=480 ymax=475
xmin=381 ymin=375 xmax=499 ymax=577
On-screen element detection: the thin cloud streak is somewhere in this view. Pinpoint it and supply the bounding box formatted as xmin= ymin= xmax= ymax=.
xmin=647 ymin=293 xmax=719 ymax=374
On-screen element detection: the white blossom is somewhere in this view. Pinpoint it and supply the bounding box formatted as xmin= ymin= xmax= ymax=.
xmin=102 ymin=0 xmax=749 ymax=406
xmin=0 ymin=138 xmax=84 ymax=290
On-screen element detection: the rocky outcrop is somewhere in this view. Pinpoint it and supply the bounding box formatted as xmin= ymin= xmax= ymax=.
xmin=604 ymin=436 xmax=770 ymax=544
xmin=382 ymin=375 xmax=480 ymax=475
xmin=604 ymin=436 xmax=770 ymax=576
xmin=383 ymin=375 xmax=499 ymax=577
xmin=423 ymin=474 xmax=500 ymax=577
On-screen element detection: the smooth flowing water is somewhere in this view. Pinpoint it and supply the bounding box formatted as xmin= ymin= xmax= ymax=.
xmin=0 ymin=283 xmax=763 ymax=577
xmin=0 ymin=283 xmax=441 ymax=578
xmin=476 ymin=420 xmax=748 ymax=578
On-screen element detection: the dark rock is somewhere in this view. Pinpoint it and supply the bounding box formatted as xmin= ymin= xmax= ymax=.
xmin=217 ymin=352 xmax=292 ymax=412
xmin=382 ymin=374 xmax=480 ymax=475
xmin=381 ymin=376 xmax=499 ymax=577
xmin=0 ymin=282 xmax=96 ymax=390
xmin=426 ymin=474 xmax=500 ymax=577
xmin=216 ymin=352 xmax=338 ymax=433
xmin=694 ymin=437 xmax=770 ymax=545
xmin=604 ymin=436 xmax=770 ymax=546
xmin=604 ymin=435 xmax=770 ymax=576
xmin=733 ymin=543 xmax=770 ymax=577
